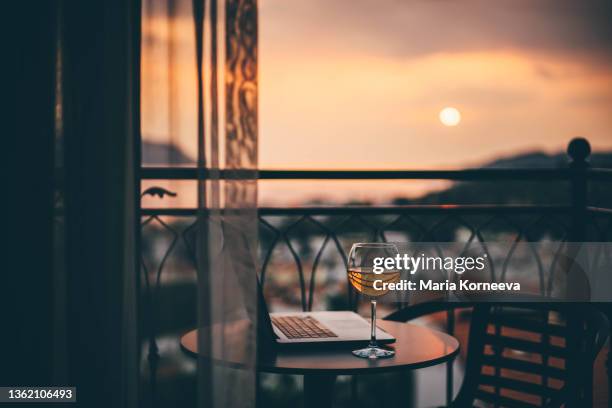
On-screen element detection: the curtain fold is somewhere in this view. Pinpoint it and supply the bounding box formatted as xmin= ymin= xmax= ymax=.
xmin=141 ymin=0 xmax=258 ymax=405
xmin=195 ymin=1 xmax=259 ymax=407
xmin=60 ymin=1 xmax=140 ymax=406
xmin=8 ymin=0 xmax=58 ymax=388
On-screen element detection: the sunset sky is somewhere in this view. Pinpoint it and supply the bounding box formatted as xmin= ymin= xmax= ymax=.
xmin=141 ymin=0 xmax=612 ymax=205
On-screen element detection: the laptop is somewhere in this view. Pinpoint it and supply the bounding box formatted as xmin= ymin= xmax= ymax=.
xmin=222 ymin=231 xmax=395 ymax=349
xmin=269 ymin=311 xmax=395 ymax=346
xmin=257 ymin=279 xmax=395 ymax=347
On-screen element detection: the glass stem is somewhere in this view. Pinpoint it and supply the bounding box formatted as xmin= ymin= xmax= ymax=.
xmin=369 ymin=299 xmax=377 ymax=348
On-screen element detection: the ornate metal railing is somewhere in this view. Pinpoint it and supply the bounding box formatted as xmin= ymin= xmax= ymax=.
xmin=138 ymin=138 xmax=612 ymax=407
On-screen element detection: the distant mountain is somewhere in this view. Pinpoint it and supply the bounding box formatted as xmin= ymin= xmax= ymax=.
xmin=485 ymin=151 xmax=612 ymax=169
xmin=142 ymin=141 xmax=194 ymax=165
xmin=391 ymin=150 xmax=612 ymax=207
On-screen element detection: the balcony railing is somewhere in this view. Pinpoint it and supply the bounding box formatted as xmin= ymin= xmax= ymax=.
xmin=138 ymin=138 xmax=612 ymax=406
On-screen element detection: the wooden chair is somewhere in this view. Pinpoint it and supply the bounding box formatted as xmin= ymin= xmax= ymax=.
xmin=386 ymin=302 xmax=609 ymax=407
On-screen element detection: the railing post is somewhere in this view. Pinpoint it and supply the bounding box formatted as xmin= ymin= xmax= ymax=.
xmin=567 ymin=137 xmax=590 ymax=242
xmin=567 ymin=138 xmax=608 ymax=407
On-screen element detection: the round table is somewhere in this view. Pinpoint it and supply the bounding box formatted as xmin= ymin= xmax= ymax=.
xmin=181 ymin=320 xmax=459 ymax=407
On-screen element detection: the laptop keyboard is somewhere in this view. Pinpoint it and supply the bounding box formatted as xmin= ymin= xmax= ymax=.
xmin=271 ymin=316 xmax=338 ymax=339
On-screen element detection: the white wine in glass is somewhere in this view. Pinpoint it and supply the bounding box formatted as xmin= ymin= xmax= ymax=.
xmin=347 ymin=243 xmax=399 ymax=359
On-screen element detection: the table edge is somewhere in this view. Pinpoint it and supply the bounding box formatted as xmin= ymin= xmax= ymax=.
xmin=180 ymin=322 xmax=461 ymax=375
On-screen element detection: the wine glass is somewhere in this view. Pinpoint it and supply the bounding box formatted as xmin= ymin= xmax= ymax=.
xmin=347 ymin=242 xmax=400 ymax=358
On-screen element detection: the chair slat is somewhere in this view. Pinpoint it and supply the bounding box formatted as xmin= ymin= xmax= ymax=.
xmin=475 ymin=389 xmax=541 ymax=408
xmin=479 ymin=374 xmax=558 ymax=397
xmin=481 ymin=354 xmax=566 ymax=380
xmin=490 ymin=314 xmax=567 ymax=337
xmin=484 ymin=334 xmax=567 ymax=358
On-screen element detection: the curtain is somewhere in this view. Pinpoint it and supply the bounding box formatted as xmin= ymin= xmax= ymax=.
xmin=59 ymin=1 xmax=141 ymax=407
xmin=12 ymin=1 xmax=143 ymax=406
xmin=8 ymin=0 xmax=58 ymax=388
xmin=141 ymin=0 xmax=259 ymax=407
xmin=195 ymin=1 xmax=259 ymax=407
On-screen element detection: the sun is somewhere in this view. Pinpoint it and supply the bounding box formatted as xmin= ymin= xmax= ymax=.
xmin=439 ymin=107 xmax=461 ymax=127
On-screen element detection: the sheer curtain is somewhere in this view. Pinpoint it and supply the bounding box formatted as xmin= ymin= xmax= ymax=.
xmin=196 ymin=1 xmax=258 ymax=406
xmin=142 ymin=0 xmax=259 ymax=407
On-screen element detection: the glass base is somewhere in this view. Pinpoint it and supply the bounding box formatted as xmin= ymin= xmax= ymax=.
xmin=352 ymin=345 xmax=395 ymax=359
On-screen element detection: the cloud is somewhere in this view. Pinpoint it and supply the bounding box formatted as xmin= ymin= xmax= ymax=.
xmin=261 ymin=0 xmax=612 ymax=62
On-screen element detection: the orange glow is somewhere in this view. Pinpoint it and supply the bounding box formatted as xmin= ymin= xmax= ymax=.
xmin=140 ymin=1 xmax=612 ymax=204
